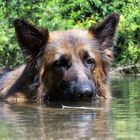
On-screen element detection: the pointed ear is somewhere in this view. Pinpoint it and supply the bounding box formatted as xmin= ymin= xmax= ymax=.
xmin=89 ymin=13 xmax=119 ymax=50
xmin=14 ymin=19 xmax=49 ymax=61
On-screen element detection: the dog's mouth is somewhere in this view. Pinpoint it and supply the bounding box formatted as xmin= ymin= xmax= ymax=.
xmin=45 ymin=89 xmax=95 ymax=102
xmin=78 ymin=92 xmax=93 ymax=100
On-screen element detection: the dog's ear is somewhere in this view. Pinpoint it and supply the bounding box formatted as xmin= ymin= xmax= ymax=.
xmin=89 ymin=13 xmax=119 ymax=50
xmin=14 ymin=19 xmax=49 ymax=61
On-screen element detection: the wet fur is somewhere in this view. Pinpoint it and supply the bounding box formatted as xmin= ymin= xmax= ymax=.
xmin=0 ymin=14 xmax=119 ymax=103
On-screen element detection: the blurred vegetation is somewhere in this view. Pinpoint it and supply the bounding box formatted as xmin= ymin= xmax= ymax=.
xmin=0 ymin=0 xmax=140 ymax=67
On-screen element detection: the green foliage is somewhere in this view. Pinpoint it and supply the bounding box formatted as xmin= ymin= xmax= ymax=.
xmin=0 ymin=0 xmax=140 ymax=67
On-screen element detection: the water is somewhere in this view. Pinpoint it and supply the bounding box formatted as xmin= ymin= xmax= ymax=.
xmin=0 ymin=76 xmax=140 ymax=140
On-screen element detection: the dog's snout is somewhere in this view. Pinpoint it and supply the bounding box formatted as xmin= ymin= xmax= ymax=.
xmin=78 ymin=85 xmax=94 ymax=98
xmin=80 ymin=85 xmax=92 ymax=95
xmin=59 ymin=80 xmax=95 ymax=100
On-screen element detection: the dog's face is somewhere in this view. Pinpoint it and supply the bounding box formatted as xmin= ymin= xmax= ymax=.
xmin=41 ymin=30 xmax=97 ymax=100
xmin=14 ymin=14 xmax=119 ymax=101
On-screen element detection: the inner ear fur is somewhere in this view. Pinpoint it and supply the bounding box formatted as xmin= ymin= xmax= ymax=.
xmin=89 ymin=13 xmax=120 ymax=50
xmin=14 ymin=19 xmax=49 ymax=61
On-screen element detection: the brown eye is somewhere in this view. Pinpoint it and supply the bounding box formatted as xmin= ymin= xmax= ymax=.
xmin=87 ymin=58 xmax=95 ymax=65
xmin=53 ymin=54 xmax=72 ymax=69
xmin=53 ymin=60 xmax=64 ymax=67
xmin=53 ymin=59 xmax=71 ymax=69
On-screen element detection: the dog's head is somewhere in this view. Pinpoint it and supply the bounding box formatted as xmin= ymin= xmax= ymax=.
xmin=14 ymin=14 xmax=119 ymax=101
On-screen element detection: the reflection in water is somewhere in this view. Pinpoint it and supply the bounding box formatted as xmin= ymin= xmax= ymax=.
xmin=0 ymin=101 xmax=112 ymax=140
xmin=111 ymin=76 xmax=140 ymax=140
xmin=0 ymin=76 xmax=140 ymax=140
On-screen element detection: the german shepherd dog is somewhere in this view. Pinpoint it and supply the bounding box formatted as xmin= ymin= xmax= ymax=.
xmin=0 ymin=14 xmax=119 ymax=103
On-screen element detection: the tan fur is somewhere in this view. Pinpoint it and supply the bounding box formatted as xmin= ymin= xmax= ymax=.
xmin=0 ymin=14 xmax=119 ymax=103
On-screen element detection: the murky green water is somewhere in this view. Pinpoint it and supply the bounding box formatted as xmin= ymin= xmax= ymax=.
xmin=0 ymin=76 xmax=140 ymax=140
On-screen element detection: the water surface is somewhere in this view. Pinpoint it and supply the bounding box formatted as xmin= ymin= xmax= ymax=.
xmin=0 ymin=76 xmax=140 ymax=140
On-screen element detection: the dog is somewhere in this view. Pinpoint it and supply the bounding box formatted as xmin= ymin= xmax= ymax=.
xmin=0 ymin=13 xmax=119 ymax=103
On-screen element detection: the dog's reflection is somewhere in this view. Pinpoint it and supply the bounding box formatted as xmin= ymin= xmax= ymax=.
xmin=0 ymin=100 xmax=113 ymax=139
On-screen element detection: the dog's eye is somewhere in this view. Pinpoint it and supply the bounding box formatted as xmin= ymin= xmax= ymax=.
xmin=53 ymin=60 xmax=64 ymax=67
xmin=86 ymin=58 xmax=96 ymax=70
xmin=86 ymin=58 xmax=95 ymax=65
xmin=53 ymin=59 xmax=71 ymax=69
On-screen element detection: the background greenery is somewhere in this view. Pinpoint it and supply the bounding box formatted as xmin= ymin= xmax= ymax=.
xmin=0 ymin=0 xmax=140 ymax=67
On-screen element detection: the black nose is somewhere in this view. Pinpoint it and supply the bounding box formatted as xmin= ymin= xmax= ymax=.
xmin=78 ymin=85 xmax=93 ymax=98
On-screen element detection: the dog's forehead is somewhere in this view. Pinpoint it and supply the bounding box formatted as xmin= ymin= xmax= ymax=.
xmin=46 ymin=29 xmax=98 ymax=51
xmin=44 ymin=29 xmax=98 ymax=61
xmin=47 ymin=29 xmax=97 ymax=49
